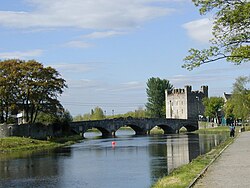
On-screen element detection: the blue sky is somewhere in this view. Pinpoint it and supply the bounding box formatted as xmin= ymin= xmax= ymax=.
xmin=0 ymin=0 xmax=249 ymax=116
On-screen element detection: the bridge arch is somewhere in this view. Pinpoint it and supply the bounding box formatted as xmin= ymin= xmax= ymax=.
xmin=156 ymin=124 xmax=176 ymax=134
xmin=125 ymin=124 xmax=147 ymax=135
xmin=93 ymin=126 xmax=114 ymax=137
xmin=183 ymin=124 xmax=198 ymax=132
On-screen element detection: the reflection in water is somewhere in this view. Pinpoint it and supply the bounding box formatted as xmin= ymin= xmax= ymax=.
xmin=0 ymin=148 xmax=72 ymax=187
xmin=149 ymin=133 xmax=227 ymax=183
xmin=166 ymin=135 xmax=190 ymax=173
xmin=0 ymin=132 xmax=227 ymax=188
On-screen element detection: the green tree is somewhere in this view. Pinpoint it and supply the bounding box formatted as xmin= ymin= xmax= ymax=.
xmin=73 ymin=114 xmax=84 ymax=121
xmin=59 ymin=109 xmax=73 ymax=123
xmin=146 ymin=77 xmax=173 ymax=118
xmin=226 ymin=76 xmax=250 ymax=122
xmin=83 ymin=113 xmax=91 ymax=120
xmin=19 ymin=60 xmax=67 ymax=123
xmin=224 ymin=101 xmax=235 ymax=120
xmin=123 ymin=107 xmax=148 ymax=118
xmin=183 ymin=0 xmax=250 ymax=70
xmin=0 ymin=59 xmax=67 ymax=123
xmin=202 ymin=97 xmax=224 ymax=123
xmin=77 ymin=107 xmax=105 ymax=121
xmin=0 ymin=60 xmax=21 ymax=122
xmin=91 ymin=106 xmax=105 ymax=120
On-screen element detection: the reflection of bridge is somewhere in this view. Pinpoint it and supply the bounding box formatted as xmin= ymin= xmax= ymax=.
xmin=69 ymin=118 xmax=198 ymax=137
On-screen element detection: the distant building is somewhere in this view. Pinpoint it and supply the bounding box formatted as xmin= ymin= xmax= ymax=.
xmin=223 ymin=92 xmax=232 ymax=102
xmin=165 ymin=85 xmax=208 ymax=119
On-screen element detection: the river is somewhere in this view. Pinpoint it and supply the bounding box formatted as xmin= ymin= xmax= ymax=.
xmin=0 ymin=130 xmax=227 ymax=188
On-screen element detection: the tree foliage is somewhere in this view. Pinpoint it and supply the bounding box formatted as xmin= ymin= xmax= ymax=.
xmin=183 ymin=0 xmax=250 ymax=70
xmin=36 ymin=109 xmax=73 ymax=125
xmin=74 ymin=106 xmax=105 ymax=121
xmin=91 ymin=106 xmax=105 ymax=120
xmin=202 ymin=97 xmax=224 ymax=121
xmin=73 ymin=107 xmax=148 ymax=121
xmin=146 ymin=77 xmax=173 ymax=118
xmin=122 ymin=107 xmax=147 ymax=118
xmin=225 ymin=76 xmax=250 ymax=121
xmin=0 ymin=59 xmax=67 ymax=123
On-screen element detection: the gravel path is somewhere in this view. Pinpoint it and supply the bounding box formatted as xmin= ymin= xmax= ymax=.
xmin=193 ymin=131 xmax=250 ymax=188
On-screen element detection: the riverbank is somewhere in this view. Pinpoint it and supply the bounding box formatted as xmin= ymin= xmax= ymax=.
xmin=152 ymin=126 xmax=241 ymax=188
xmin=0 ymin=135 xmax=83 ymax=153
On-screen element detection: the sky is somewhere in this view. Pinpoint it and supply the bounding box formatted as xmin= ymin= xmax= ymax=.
xmin=0 ymin=0 xmax=249 ymax=116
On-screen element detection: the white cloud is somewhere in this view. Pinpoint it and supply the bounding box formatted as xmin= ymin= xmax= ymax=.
xmin=65 ymin=79 xmax=144 ymax=92
xmin=84 ymin=31 xmax=126 ymax=39
xmin=0 ymin=0 xmax=174 ymax=30
xmin=64 ymin=40 xmax=93 ymax=48
xmin=114 ymin=81 xmax=145 ymax=91
xmin=67 ymin=79 xmax=100 ymax=89
xmin=0 ymin=49 xmax=43 ymax=59
xmin=51 ymin=63 xmax=96 ymax=73
xmin=182 ymin=18 xmax=213 ymax=43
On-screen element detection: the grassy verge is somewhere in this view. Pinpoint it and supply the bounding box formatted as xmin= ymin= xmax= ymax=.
xmin=0 ymin=135 xmax=83 ymax=153
xmin=48 ymin=135 xmax=83 ymax=145
xmin=152 ymin=127 xmax=235 ymax=188
xmin=195 ymin=126 xmax=230 ymax=134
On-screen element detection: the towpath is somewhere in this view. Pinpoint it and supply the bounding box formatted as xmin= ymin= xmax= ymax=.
xmin=193 ymin=131 xmax=250 ymax=188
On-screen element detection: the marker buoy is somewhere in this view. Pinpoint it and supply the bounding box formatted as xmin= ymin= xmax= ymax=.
xmin=112 ymin=141 xmax=116 ymax=146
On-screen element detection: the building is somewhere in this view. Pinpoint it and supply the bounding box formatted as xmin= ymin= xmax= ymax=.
xmin=165 ymin=85 xmax=208 ymax=119
xmin=223 ymin=92 xmax=232 ymax=102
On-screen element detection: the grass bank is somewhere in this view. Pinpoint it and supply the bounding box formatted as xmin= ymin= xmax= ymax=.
xmin=0 ymin=135 xmax=83 ymax=153
xmin=152 ymin=126 xmax=236 ymax=188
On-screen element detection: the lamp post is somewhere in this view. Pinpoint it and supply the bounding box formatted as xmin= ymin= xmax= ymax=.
xmin=196 ymin=96 xmax=200 ymax=120
xmin=169 ymin=100 xmax=172 ymax=118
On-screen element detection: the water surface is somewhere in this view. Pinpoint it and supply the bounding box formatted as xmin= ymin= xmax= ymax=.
xmin=0 ymin=131 xmax=227 ymax=188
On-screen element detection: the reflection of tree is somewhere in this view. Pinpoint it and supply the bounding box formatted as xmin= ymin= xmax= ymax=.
xmin=198 ymin=134 xmax=227 ymax=155
xmin=188 ymin=134 xmax=200 ymax=161
xmin=0 ymin=148 xmax=72 ymax=186
xmin=148 ymin=137 xmax=168 ymax=183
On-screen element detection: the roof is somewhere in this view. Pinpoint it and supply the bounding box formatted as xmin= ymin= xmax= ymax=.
xmin=223 ymin=92 xmax=232 ymax=101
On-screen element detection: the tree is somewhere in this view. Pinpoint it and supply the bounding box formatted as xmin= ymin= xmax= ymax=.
xmin=0 ymin=60 xmax=20 ymax=123
xmin=0 ymin=59 xmax=67 ymax=123
xmin=202 ymin=97 xmax=224 ymax=123
xmin=122 ymin=107 xmax=148 ymax=118
xmin=183 ymin=0 xmax=250 ymax=70
xmin=224 ymin=101 xmax=235 ymax=120
xmin=60 ymin=109 xmax=73 ymax=123
xmin=76 ymin=107 xmax=105 ymax=121
xmin=225 ymin=76 xmax=250 ymax=122
xmin=146 ymin=77 xmax=173 ymax=118
xmin=19 ymin=60 xmax=67 ymax=123
xmin=73 ymin=114 xmax=84 ymax=121
xmin=91 ymin=106 xmax=105 ymax=120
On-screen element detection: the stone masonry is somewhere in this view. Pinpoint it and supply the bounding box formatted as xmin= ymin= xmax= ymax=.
xmin=165 ymin=85 xmax=208 ymax=119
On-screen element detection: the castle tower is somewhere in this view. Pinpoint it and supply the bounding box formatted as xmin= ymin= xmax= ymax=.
xmin=166 ymin=85 xmax=208 ymax=119
xmin=200 ymin=85 xmax=208 ymax=97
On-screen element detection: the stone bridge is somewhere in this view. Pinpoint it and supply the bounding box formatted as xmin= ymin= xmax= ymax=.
xmin=69 ymin=117 xmax=198 ymax=137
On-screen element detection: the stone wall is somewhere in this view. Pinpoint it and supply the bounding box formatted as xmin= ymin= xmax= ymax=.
xmin=0 ymin=123 xmax=63 ymax=139
xmin=165 ymin=88 xmax=188 ymax=119
xmin=166 ymin=85 xmax=208 ymax=119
